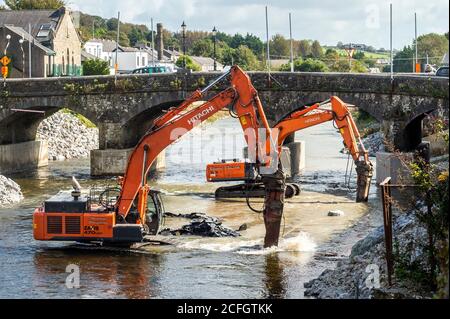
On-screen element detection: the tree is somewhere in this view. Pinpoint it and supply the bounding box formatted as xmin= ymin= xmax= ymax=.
xmin=330 ymin=59 xmax=351 ymax=72
xmin=103 ymin=31 xmax=130 ymax=47
xmin=190 ymin=38 xmax=213 ymax=57
xmin=353 ymin=51 xmax=366 ymax=60
xmin=297 ymin=58 xmax=329 ymax=72
xmin=244 ymin=33 xmax=264 ymax=57
xmin=4 ymin=0 xmax=65 ymax=9
xmin=351 ymin=60 xmax=368 ymax=73
xmin=297 ymin=40 xmax=311 ymax=58
xmin=175 ymin=55 xmax=201 ymax=71
xmin=415 ymin=33 xmax=449 ymax=65
xmin=281 ymin=58 xmax=329 ymax=72
xmin=82 ymin=59 xmax=110 ymax=76
xmin=270 ymin=34 xmax=289 ymax=58
xmin=311 ymin=40 xmax=323 ymax=58
xmin=233 ymin=45 xmax=261 ymax=71
xmin=392 ymin=45 xmax=415 ymax=73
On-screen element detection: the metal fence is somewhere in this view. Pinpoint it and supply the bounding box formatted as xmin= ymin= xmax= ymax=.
xmin=380 ymin=177 xmax=418 ymax=285
xmin=49 ymin=64 xmax=83 ymax=77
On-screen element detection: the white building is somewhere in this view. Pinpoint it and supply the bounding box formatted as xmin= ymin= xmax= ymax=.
xmin=83 ymin=39 xmax=151 ymax=74
xmin=191 ymin=56 xmax=224 ymax=72
xmin=84 ymin=39 xmax=103 ymax=58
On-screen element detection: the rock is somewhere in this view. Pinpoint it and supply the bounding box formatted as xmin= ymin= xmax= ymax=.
xmin=36 ymin=111 xmax=99 ymax=161
xmin=238 ymin=223 xmax=248 ymax=231
xmin=328 ymin=210 xmax=345 ymax=217
xmin=0 ymin=175 xmax=24 ymax=207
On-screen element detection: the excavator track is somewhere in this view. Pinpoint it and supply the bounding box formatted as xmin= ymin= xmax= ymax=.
xmin=215 ymin=182 xmax=302 ymax=199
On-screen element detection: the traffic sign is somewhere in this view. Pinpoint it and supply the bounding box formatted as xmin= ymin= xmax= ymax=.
xmin=2 ymin=66 xmax=9 ymax=78
xmin=0 ymin=56 xmax=11 ymax=66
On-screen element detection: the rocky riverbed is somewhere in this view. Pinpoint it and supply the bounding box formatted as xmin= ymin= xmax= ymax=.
xmin=0 ymin=175 xmax=23 ymax=207
xmin=36 ymin=110 xmax=99 ymax=161
xmin=304 ymin=208 xmax=433 ymax=299
xmin=340 ymin=131 xmax=384 ymax=157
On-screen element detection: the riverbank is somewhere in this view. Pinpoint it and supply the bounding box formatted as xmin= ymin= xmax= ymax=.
xmin=0 ymin=175 xmax=23 ymax=207
xmin=304 ymin=156 xmax=449 ymax=299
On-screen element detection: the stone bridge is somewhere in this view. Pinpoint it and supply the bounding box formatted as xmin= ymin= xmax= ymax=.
xmin=0 ymin=71 xmax=448 ymax=174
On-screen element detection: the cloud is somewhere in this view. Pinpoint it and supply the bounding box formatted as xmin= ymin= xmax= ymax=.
xmin=1 ymin=0 xmax=448 ymax=48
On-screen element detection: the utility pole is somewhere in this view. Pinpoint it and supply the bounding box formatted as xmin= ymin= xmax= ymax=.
xmin=92 ymin=20 xmax=95 ymax=39
xmin=28 ymin=23 xmax=32 ymax=78
xmin=151 ymin=18 xmax=155 ymax=66
xmin=115 ymin=11 xmax=120 ymax=78
xmin=265 ymin=6 xmax=271 ymax=74
xmin=414 ymin=12 xmax=419 ymax=73
xmin=289 ymin=13 xmax=294 ymax=73
xmin=390 ymin=3 xmax=393 ymax=80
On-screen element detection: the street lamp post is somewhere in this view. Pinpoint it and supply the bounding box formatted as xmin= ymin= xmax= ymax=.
xmin=212 ymin=26 xmax=217 ymax=71
xmin=181 ymin=21 xmax=187 ymax=68
xmin=4 ymin=34 xmax=11 ymax=56
xmin=19 ymin=37 xmax=25 ymax=78
xmin=3 ymin=34 xmax=11 ymax=86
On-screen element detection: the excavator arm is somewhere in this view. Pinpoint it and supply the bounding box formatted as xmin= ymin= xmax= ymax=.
xmin=275 ymin=96 xmax=368 ymax=163
xmin=115 ymin=66 xmax=276 ymax=222
xmin=274 ymin=96 xmax=373 ymax=201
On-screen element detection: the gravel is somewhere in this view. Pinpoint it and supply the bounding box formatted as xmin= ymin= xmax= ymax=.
xmin=36 ymin=111 xmax=99 ymax=160
xmin=0 ymin=175 xmax=24 ymax=207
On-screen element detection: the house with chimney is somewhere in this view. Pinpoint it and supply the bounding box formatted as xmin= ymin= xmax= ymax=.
xmin=0 ymin=7 xmax=82 ymax=77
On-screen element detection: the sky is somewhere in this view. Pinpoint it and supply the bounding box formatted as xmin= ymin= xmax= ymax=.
xmin=2 ymin=0 xmax=449 ymax=49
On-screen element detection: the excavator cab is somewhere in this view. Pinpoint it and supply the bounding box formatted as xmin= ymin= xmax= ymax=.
xmin=145 ymin=190 xmax=165 ymax=236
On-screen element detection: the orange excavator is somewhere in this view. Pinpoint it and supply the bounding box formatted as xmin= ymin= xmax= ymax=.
xmin=33 ymin=66 xmax=373 ymax=248
xmin=207 ymin=97 xmax=374 ymax=202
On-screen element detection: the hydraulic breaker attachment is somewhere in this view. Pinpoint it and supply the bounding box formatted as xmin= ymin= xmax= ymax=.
xmin=262 ymin=169 xmax=287 ymax=248
xmin=355 ymin=161 xmax=374 ymax=202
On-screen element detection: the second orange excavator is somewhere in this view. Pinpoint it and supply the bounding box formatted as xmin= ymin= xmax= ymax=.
xmin=207 ymin=97 xmax=373 ymax=202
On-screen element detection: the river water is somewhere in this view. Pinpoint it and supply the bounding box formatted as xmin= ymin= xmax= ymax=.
xmin=0 ymin=117 xmax=380 ymax=299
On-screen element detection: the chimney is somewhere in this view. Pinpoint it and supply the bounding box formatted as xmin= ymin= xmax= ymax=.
xmin=156 ymin=23 xmax=163 ymax=61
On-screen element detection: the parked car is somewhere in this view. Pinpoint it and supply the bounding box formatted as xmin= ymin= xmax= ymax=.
xmin=132 ymin=66 xmax=169 ymax=74
xmin=435 ymin=66 xmax=449 ymax=77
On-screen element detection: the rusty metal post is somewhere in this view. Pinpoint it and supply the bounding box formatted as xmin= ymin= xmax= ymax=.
xmin=381 ymin=177 xmax=394 ymax=286
xmin=262 ymin=169 xmax=286 ymax=248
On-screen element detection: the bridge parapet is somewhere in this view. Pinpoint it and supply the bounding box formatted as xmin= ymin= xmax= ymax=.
xmin=0 ymin=72 xmax=448 ymax=175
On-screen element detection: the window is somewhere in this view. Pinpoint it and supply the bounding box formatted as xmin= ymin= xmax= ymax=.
xmin=137 ymin=56 xmax=140 ymax=67
xmin=142 ymin=57 xmax=145 ymax=66
xmin=37 ymin=23 xmax=51 ymax=38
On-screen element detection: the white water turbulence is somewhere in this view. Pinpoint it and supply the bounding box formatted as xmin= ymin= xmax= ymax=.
xmin=178 ymin=232 xmax=317 ymax=255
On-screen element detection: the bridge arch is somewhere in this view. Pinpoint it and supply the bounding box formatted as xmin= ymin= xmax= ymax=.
xmin=0 ymin=104 xmax=98 ymax=145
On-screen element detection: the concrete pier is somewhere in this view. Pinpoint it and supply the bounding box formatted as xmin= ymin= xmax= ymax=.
xmin=91 ymin=149 xmax=166 ymax=176
xmin=0 ymin=141 xmax=48 ymax=174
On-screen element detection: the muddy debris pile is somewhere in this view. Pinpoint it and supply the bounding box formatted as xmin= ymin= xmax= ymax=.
xmin=160 ymin=212 xmax=241 ymax=237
